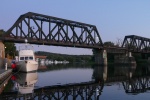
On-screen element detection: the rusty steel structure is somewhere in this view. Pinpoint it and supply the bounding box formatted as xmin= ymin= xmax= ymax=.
xmin=0 ymin=12 xmax=103 ymax=49
xmin=122 ymin=35 xmax=150 ymax=53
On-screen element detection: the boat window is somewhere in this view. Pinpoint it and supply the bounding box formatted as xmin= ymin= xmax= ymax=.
xmin=20 ymin=57 xmax=24 ymax=60
xmin=25 ymin=57 xmax=28 ymax=60
xmin=29 ymin=56 xmax=33 ymax=60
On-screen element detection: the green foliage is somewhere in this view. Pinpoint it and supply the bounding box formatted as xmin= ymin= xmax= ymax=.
xmin=103 ymin=41 xmax=115 ymax=47
xmin=0 ymin=29 xmax=17 ymax=58
xmin=0 ymin=29 xmax=4 ymax=36
xmin=35 ymin=51 xmax=93 ymax=63
xmin=4 ymin=42 xmax=17 ymax=57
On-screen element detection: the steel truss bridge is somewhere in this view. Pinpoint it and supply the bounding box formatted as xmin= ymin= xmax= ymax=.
xmin=0 ymin=12 xmax=150 ymax=53
xmin=0 ymin=12 xmax=103 ymax=49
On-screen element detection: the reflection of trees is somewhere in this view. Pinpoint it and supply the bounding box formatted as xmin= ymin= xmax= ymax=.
xmin=38 ymin=63 xmax=92 ymax=72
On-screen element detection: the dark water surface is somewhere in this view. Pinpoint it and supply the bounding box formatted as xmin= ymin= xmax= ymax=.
xmin=0 ymin=64 xmax=150 ymax=100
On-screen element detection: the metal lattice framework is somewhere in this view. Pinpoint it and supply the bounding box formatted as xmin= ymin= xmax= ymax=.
xmin=122 ymin=35 xmax=150 ymax=53
xmin=1 ymin=12 xmax=103 ymax=49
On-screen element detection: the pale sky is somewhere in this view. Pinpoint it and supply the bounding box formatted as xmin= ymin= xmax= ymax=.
xmin=1 ymin=0 xmax=150 ymax=55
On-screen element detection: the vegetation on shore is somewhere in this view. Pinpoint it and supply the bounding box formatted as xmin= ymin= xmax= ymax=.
xmin=0 ymin=30 xmax=17 ymax=58
xmin=35 ymin=51 xmax=94 ymax=64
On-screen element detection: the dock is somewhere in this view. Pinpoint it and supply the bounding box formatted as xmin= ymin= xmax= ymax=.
xmin=0 ymin=69 xmax=12 ymax=94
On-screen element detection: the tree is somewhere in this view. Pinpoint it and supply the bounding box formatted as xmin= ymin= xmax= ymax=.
xmin=0 ymin=29 xmax=4 ymax=36
xmin=0 ymin=29 xmax=17 ymax=58
xmin=103 ymin=41 xmax=115 ymax=47
xmin=4 ymin=42 xmax=17 ymax=58
xmin=115 ymin=38 xmax=123 ymax=47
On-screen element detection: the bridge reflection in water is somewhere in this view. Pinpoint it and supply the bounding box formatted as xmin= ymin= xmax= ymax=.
xmin=1 ymin=72 xmax=104 ymax=100
xmin=1 ymin=64 xmax=150 ymax=99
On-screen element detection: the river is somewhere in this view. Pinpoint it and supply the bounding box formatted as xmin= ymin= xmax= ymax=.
xmin=0 ymin=63 xmax=150 ymax=100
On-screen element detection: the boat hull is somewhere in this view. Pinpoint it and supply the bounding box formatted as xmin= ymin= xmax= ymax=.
xmin=16 ymin=60 xmax=38 ymax=72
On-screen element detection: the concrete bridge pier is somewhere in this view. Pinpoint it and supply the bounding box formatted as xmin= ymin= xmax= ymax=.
xmin=126 ymin=51 xmax=132 ymax=57
xmin=148 ymin=57 xmax=150 ymax=64
xmin=114 ymin=51 xmax=136 ymax=65
xmin=94 ymin=49 xmax=107 ymax=65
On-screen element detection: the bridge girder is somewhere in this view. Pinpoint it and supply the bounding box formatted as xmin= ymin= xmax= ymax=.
xmin=1 ymin=12 xmax=103 ymax=49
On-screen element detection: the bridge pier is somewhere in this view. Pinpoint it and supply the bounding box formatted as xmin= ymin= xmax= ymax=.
xmin=128 ymin=52 xmax=132 ymax=57
xmin=148 ymin=57 xmax=150 ymax=64
xmin=94 ymin=49 xmax=107 ymax=65
xmin=114 ymin=51 xmax=136 ymax=65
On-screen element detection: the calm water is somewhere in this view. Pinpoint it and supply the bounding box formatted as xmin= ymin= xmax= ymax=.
xmin=0 ymin=64 xmax=150 ymax=100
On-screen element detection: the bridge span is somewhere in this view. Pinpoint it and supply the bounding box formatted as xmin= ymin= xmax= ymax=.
xmin=0 ymin=12 xmax=150 ymax=65
xmin=0 ymin=12 xmax=103 ymax=49
xmin=0 ymin=12 xmax=150 ymax=52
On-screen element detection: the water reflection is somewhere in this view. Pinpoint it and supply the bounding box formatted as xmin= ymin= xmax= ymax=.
xmin=1 ymin=64 xmax=150 ymax=100
xmin=121 ymin=65 xmax=150 ymax=94
xmin=11 ymin=72 xmax=38 ymax=100
xmin=122 ymin=77 xmax=150 ymax=94
xmin=92 ymin=65 xmax=107 ymax=82
xmin=14 ymin=72 xmax=38 ymax=94
xmin=114 ymin=65 xmax=136 ymax=78
xmin=34 ymin=81 xmax=104 ymax=100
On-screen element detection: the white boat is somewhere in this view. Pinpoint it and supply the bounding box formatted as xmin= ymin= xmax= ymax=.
xmin=16 ymin=42 xmax=38 ymax=72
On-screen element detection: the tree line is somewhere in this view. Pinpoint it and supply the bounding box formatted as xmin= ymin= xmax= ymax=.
xmin=35 ymin=51 xmax=93 ymax=63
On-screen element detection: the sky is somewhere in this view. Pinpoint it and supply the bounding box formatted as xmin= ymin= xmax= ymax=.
xmin=1 ymin=0 xmax=150 ymax=55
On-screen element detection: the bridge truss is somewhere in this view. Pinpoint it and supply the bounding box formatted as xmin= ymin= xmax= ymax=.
xmin=1 ymin=12 xmax=103 ymax=49
xmin=122 ymin=35 xmax=150 ymax=53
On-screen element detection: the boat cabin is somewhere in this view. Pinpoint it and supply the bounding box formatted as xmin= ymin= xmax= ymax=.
xmin=19 ymin=50 xmax=35 ymax=61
